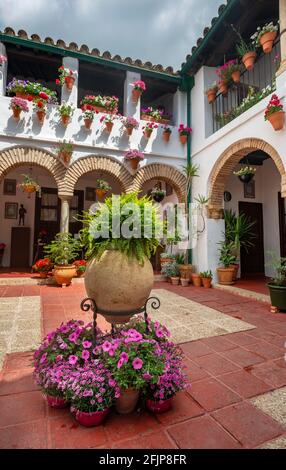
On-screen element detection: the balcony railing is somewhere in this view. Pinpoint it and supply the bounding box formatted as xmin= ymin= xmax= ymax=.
xmin=211 ymin=39 xmax=281 ymax=134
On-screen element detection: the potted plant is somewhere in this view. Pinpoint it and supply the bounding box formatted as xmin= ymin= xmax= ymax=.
xmin=200 ymin=270 xmax=213 ymax=288
xmin=80 ymin=95 xmax=119 ymax=114
xmin=160 ymin=252 xmax=176 ymax=269
xmin=236 ymin=38 xmax=257 ymax=71
xmin=56 ymin=66 xmax=77 ymax=91
xmin=216 ymin=61 xmax=233 ymax=95
xmin=9 ymin=96 xmax=29 ymax=120
xmin=96 ymin=179 xmax=111 ymax=200
xmin=264 ymin=94 xmax=285 ymax=131
xmin=205 ymin=83 xmax=218 ymax=104
xmin=143 ymin=121 xmax=158 ymax=139
xmin=162 ymin=125 xmax=172 ymax=142
xmin=17 ymin=174 xmax=41 ymax=198
xmin=228 ymin=60 xmax=242 ymax=83
xmin=267 ymin=253 xmax=286 ymax=312
xmin=233 ymin=166 xmax=256 ymax=184
xmin=81 ymin=109 xmax=95 ymax=130
xmin=178 ymin=124 xmax=192 ymax=145
xmin=141 ymin=106 xmax=171 ymax=124
xmin=191 ymin=272 xmax=202 ymax=287
xmin=81 ymin=193 xmax=162 ymax=324
xmin=151 ymin=187 xmax=166 ymax=203
xmin=100 ymin=114 xmax=116 ymax=133
xmin=217 ymin=242 xmax=237 ymax=285
xmin=122 ymin=116 xmax=139 ymax=136
xmin=33 ymin=96 xmax=48 ymax=124
xmin=74 ymin=259 xmax=87 ymax=277
xmin=124 ymin=149 xmax=144 ymax=170
xmin=57 ymin=140 xmax=74 ymax=165
xmin=7 ymin=79 xmax=57 ymax=103
xmin=33 ymin=258 xmax=52 ymax=278
xmin=57 ymin=102 xmax=74 ymax=126
xmin=44 ymin=233 xmax=80 ymax=287
xmin=33 ymin=361 xmax=72 ymax=409
xmin=0 ymin=55 xmax=7 ymax=66
xmin=163 ymin=261 xmax=180 ymax=285
xmin=0 ymin=243 xmax=6 ymax=267
xmin=251 ymin=22 xmax=279 ymax=54
xmin=131 ymin=80 xmax=146 ymax=103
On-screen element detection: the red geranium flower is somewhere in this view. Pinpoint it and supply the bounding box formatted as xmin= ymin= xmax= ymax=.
xmin=39 ymin=92 xmax=48 ymax=100
xmin=37 ymin=101 xmax=44 ymax=108
xmin=55 ymin=79 xmax=61 ymax=85
xmin=27 ymin=95 xmax=33 ymax=102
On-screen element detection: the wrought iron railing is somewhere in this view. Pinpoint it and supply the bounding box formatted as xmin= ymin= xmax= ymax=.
xmin=211 ymin=39 xmax=281 ymax=134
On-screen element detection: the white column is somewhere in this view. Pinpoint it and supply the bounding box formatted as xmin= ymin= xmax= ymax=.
xmin=0 ymin=42 xmax=8 ymax=96
xmin=277 ymin=0 xmax=286 ymax=76
xmin=61 ymin=56 xmax=79 ymax=106
xmin=172 ymin=89 xmax=186 ymax=127
xmin=123 ymin=70 xmax=141 ymax=120
xmin=59 ymin=196 xmax=71 ymax=233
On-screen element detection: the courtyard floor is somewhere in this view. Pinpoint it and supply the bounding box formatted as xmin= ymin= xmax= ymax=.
xmin=0 ymin=281 xmax=285 ymax=449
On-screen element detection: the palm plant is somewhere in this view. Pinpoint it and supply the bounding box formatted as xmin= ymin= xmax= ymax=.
xmin=224 ymin=209 xmax=256 ymax=256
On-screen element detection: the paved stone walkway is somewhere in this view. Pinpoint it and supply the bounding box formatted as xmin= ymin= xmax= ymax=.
xmin=0 ymin=281 xmax=285 ymax=449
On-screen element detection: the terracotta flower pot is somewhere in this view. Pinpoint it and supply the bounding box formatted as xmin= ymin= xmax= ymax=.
xmin=229 ymin=263 xmax=239 ymax=281
xmin=59 ymin=151 xmax=72 ymax=164
xmin=202 ymin=277 xmax=212 ymax=288
xmin=260 ymin=31 xmax=277 ymax=54
xmin=219 ymin=81 xmax=228 ymax=96
xmin=16 ymin=92 xmax=29 ymax=100
xmin=39 ymin=271 xmax=48 ymax=279
xmin=105 ymin=122 xmax=113 ymax=133
xmin=180 ymin=278 xmax=189 ymax=287
xmin=96 ymin=188 xmax=107 ymax=201
xmin=65 ymin=76 xmax=75 ymax=91
xmin=115 ymin=389 xmax=139 ymax=414
xmin=53 ymin=265 xmax=77 ymax=287
xmin=242 ymin=51 xmax=257 ymax=71
xmin=231 ymin=70 xmax=241 ymax=83
xmin=75 ymin=408 xmax=110 ymax=427
xmin=144 ymin=129 xmax=153 ymax=139
xmin=24 ymin=185 xmax=36 ymax=194
xmin=191 ymin=273 xmax=202 ymax=287
xmin=130 ymin=158 xmax=140 ymax=170
xmin=179 ymin=134 xmax=187 ymax=145
xmin=12 ymin=108 xmax=21 ymax=120
xmin=61 ymin=115 xmax=70 ymax=127
xmin=163 ymin=131 xmax=171 ymax=142
xmin=84 ymin=118 xmax=93 ymax=130
xmin=46 ymin=395 xmax=69 ymax=409
xmin=170 ymin=276 xmax=180 ymax=285
xmin=126 ymin=127 xmax=133 ymax=136
xmin=206 ymin=89 xmax=217 ymax=104
xmin=36 ymin=110 xmax=45 ymax=124
xmin=217 ymin=267 xmax=235 ymax=285
xmin=146 ymin=397 xmax=173 ymax=414
xmin=267 ymin=111 xmax=285 ymax=131
xmin=132 ymin=88 xmax=142 ymax=103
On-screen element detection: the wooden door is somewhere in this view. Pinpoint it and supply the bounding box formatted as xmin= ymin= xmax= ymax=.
xmin=34 ymin=188 xmax=61 ymax=250
xmin=239 ymin=202 xmax=264 ymax=274
xmin=10 ymin=227 xmax=30 ymax=267
xmin=278 ymin=192 xmax=286 ymax=257
xmin=69 ymin=190 xmax=84 ymax=236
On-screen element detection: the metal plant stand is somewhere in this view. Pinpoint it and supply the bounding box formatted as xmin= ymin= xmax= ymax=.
xmin=80 ymin=296 xmax=161 ymax=346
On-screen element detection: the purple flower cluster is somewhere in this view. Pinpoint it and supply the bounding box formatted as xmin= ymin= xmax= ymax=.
xmin=141 ymin=105 xmax=172 ymax=120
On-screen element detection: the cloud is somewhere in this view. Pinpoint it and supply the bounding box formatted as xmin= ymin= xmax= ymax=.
xmin=0 ymin=0 xmax=225 ymax=69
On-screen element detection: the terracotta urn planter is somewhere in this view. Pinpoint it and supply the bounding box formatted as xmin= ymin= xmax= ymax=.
xmin=84 ymin=118 xmax=93 ymax=130
xmin=61 ymin=115 xmax=70 ymax=127
xmin=53 ymin=265 xmax=77 ymax=287
xmin=217 ymin=267 xmax=235 ymax=285
xmin=163 ymin=131 xmax=171 ymax=142
xmin=180 ymin=278 xmax=189 ymax=287
xmin=96 ymin=188 xmax=107 ymax=201
xmin=179 ymin=134 xmax=187 ymax=145
xmin=170 ymin=276 xmax=180 ymax=286
xmin=201 ymin=277 xmax=212 ymax=288
xmin=260 ymin=31 xmax=277 ymax=54
xmin=130 ymin=158 xmax=141 ymax=170
xmin=105 ymin=122 xmax=113 ymax=133
xmin=65 ymin=76 xmax=75 ymax=91
xmin=144 ymin=129 xmax=153 ymax=139
xmin=59 ymin=151 xmax=72 ymax=164
xmin=74 ymin=408 xmax=110 ymax=427
xmin=115 ymin=389 xmax=139 ymax=414
xmin=191 ymin=273 xmax=202 ymax=287
xmin=267 ymin=111 xmax=285 ymax=131
xmin=37 ymin=111 xmax=46 ymax=124
xmin=12 ymin=108 xmax=21 ymax=120
xmin=132 ymin=88 xmax=142 ymax=103
xmin=85 ymin=250 xmax=154 ymax=324
xmin=146 ymin=397 xmax=173 ymax=414
xmin=218 ymin=81 xmax=228 ymax=96
xmin=242 ymin=51 xmax=257 ymax=71
xmin=231 ymin=70 xmax=241 ymax=83
xmin=126 ymin=127 xmax=133 ymax=136
xmin=46 ymin=395 xmax=69 ymax=409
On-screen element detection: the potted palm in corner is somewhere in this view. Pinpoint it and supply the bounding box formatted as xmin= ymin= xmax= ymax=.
xmin=44 ymin=233 xmax=80 ymax=287
xmin=267 ymin=253 xmax=286 ymax=312
xmin=217 ymin=242 xmax=237 ymax=285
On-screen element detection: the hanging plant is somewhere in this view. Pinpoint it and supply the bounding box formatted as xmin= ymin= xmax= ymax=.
xmin=251 ymin=22 xmax=279 ymax=54
xmin=57 ymin=140 xmax=74 ymax=164
xmin=9 ymin=96 xmax=29 ymax=120
xmin=18 ymin=174 xmax=41 ymax=198
xmin=162 ymin=125 xmax=172 ymax=142
xmin=96 ymin=179 xmax=112 ymax=201
xmin=81 ymin=109 xmax=95 ymax=130
xmin=264 ymin=94 xmax=285 ymax=131
xmin=56 ymin=102 xmax=75 ymax=126
xmin=143 ymin=121 xmax=158 ymax=139
xmin=151 ymin=187 xmax=166 ymax=203
xmin=122 ymin=116 xmax=139 ymax=136
xmin=178 ymin=124 xmax=192 ymax=145
xmin=131 ymin=80 xmax=146 ymax=103
xmin=33 ymin=95 xmax=48 ymax=124
xmin=205 ymin=83 xmax=218 ymax=104
xmin=56 ymin=66 xmax=77 ymax=91
xmin=100 ymin=114 xmax=118 ymax=133
xmin=228 ymin=60 xmax=242 ymax=83
xmin=233 ymin=166 xmax=257 ymax=184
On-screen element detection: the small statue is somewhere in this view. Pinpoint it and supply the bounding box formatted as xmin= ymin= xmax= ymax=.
xmin=19 ymin=204 xmax=27 ymax=226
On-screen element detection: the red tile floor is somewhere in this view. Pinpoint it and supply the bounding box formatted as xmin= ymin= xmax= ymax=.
xmin=0 ymin=281 xmax=285 ymax=449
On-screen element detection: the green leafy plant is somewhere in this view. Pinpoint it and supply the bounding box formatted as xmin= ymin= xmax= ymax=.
xmin=200 ymin=270 xmax=213 ymax=279
xmin=57 ymin=140 xmax=74 ymax=155
xmin=44 ymin=233 xmax=80 ymax=266
xmin=224 ymin=209 xmax=256 ymax=255
xmin=218 ymin=241 xmax=237 ymax=268
xmin=251 ymin=22 xmax=279 ymax=49
xmin=160 ymin=253 xmax=176 ymax=260
xmin=175 ymin=254 xmax=185 ymax=265
xmin=266 ymin=252 xmax=286 ymax=287
xmin=233 ymin=166 xmax=257 ymax=177
xmin=57 ymin=102 xmax=74 ymax=118
xmin=96 ymin=179 xmax=111 ymax=191
xmin=161 ymin=261 xmax=180 ymax=278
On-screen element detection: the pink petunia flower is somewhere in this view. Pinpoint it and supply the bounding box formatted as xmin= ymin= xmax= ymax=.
xmin=132 ymin=358 xmax=143 ymax=370
xmin=82 ymin=350 xmax=90 ymax=361
xmin=69 ymin=355 xmax=78 ymax=365
xmin=102 ymin=341 xmax=111 ymax=352
xmin=82 ymin=340 xmax=92 ymax=349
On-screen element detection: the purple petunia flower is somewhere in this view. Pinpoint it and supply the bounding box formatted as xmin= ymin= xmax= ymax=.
xmin=132 ymin=358 xmax=143 ymax=370
xmin=69 ymin=332 xmax=78 ymax=343
xmin=120 ymin=352 xmax=129 ymax=363
xmin=117 ymin=358 xmax=124 ymax=369
xmin=69 ymin=355 xmax=78 ymax=365
xmin=102 ymin=341 xmax=111 ymax=352
xmin=143 ymin=372 xmax=152 ymax=381
xmin=82 ymin=340 xmax=92 ymax=349
xmin=82 ymin=350 xmax=90 ymax=361
xmin=40 ymin=352 xmax=47 ymax=364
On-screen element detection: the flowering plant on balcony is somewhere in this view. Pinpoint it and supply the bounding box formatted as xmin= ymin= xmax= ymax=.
xmin=233 ymin=166 xmax=257 ymax=177
xmin=141 ymin=105 xmax=171 ymax=123
xmin=7 ymin=78 xmax=29 ymax=96
xmin=251 ymin=22 xmax=279 ymax=51
xmin=56 ymin=66 xmax=77 ymax=90
xmin=132 ymin=80 xmax=146 ymax=92
xmin=9 ymin=96 xmax=29 ymax=112
xmin=178 ymin=124 xmax=192 ymax=136
xmin=33 ymin=258 xmax=52 ymax=273
xmin=0 ymin=55 xmax=7 ymax=65
xmin=264 ymin=94 xmax=284 ymax=120
xmin=57 ymin=140 xmax=74 ymax=164
xmin=216 ymin=60 xmax=235 ymax=84
xmin=100 ymin=113 xmax=119 ymax=132
xmin=122 ymin=116 xmax=139 ymax=130
xmin=7 ymin=79 xmax=57 ymax=103
xmin=74 ymin=259 xmax=87 ymax=276
xmin=33 ymin=96 xmax=48 ymax=123
xmin=80 ymin=95 xmax=119 ymax=113
xmin=124 ymin=149 xmax=144 ymax=161
xmin=57 ymin=102 xmax=75 ymax=126
xmin=162 ymin=125 xmax=172 ymax=134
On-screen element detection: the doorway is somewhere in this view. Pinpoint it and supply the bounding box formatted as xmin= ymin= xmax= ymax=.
xmin=278 ymin=192 xmax=286 ymax=258
xmin=239 ymin=202 xmax=264 ymax=274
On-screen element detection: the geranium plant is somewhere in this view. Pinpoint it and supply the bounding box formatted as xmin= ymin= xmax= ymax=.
xmin=264 ymin=94 xmax=285 ymax=131
xmin=141 ymin=106 xmax=171 ymax=123
xmin=122 ymin=116 xmax=139 ymax=135
xmin=9 ymin=96 xmax=29 ymax=119
xmin=178 ymin=124 xmax=192 ymax=136
xmin=143 ymin=121 xmax=158 ymax=138
xmin=0 ymin=55 xmax=7 ymax=65
xmin=124 ymin=149 xmax=144 ymax=161
xmin=132 ymin=80 xmax=146 ymax=92
xmin=7 ymin=79 xmax=57 ymax=103
xmin=57 ymin=102 xmax=74 ymax=126
xmin=80 ymin=95 xmax=119 ymax=114
xmin=33 ymin=258 xmax=52 ymax=273
xmin=57 ymin=140 xmax=74 ymax=164
xmin=56 ymin=66 xmax=77 ymax=89
xmin=74 ymin=259 xmax=87 ymax=276
xmin=81 ymin=109 xmax=95 ymax=130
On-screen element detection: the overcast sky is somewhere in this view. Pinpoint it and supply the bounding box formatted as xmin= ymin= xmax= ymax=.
xmin=0 ymin=0 xmax=225 ymax=70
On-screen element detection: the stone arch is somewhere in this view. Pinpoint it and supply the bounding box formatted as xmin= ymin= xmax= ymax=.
xmin=208 ymin=138 xmax=286 ymax=219
xmin=131 ymin=163 xmax=186 ymax=202
xmin=0 ymin=145 xmax=66 ymax=191
xmin=63 ymin=155 xmax=133 ymax=195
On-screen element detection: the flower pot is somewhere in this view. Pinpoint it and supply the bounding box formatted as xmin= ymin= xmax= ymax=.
xmin=153 ymin=193 xmax=165 ymax=203
xmin=46 ymin=395 xmax=69 ymax=409
xmin=238 ymin=173 xmax=255 ymax=184
xmin=77 ymin=270 xmax=85 ymax=277
xmin=39 ymin=271 xmax=48 ymax=279
xmin=218 ymin=81 xmax=228 ymax=96
xmin=170 ymin=276 xmax=180 ymax=285
xmin=36 ymin=111 xmax=45 ymax=124
xmin=12 ymin=108 xmax=21 ymax=120
xmin=202 ymin=277 xmax=212 ymax=288
xmin=160 ymin=257 xmax=175 ymax=268
xmin=96 ymin=188 xmax=107 ymax=201
xmin=132 ymin=88 xmax=142 ymax=104
xmin=179 ymin=134 xmax=187 ymax=145
xmin=115 ymin=389 xmax=139 ymax=414
xmin=217 ymin=267 xmax=235 ymax=285
xmin=24 ymin=184 xmax=36 ymax=194
xmin=180 ymin=278 xmax=189 ymax=287
xmin=242 ymin=51 xmax=257 ymax=71
xmin=146 ymin=397 xmax=173 ymax=414
xmin=229 ymin=263 xmax=239 ymax=281
xmin=260 ymin=31 xmax=277 ymax=54
xmin=65 ymin=76 xmax=75 ymax=91
xmin=126 ymin=127 xmax=133 ymax=136
xmin=105 ymin=122 xmax=113 ymax=133
xmin=206 ymin=89 xmax=217 ymax=104
xmin=61 ymin=115 xmax=70 ymax=127
xmin=53 ymin=265 xmax=77 ymax=287
xmin=85 ymin=250 xmax=154 ymax=324
xmin=59 ymin=151 xmax=72 ymax=164
xmin=268 ymin=284 xmax=286 ymax=312
xmin=84 ymin=118 xmax=93 ymax=130
xmin=191 ymin=273 xmax=202 ymax=287
xmin=130 ymin=158 xmax=140 ymax=170
xmin=267 ymin=111 xmax=285 ymax=131
xmin=92 ymin=105 xmax=107 ymax=113
xmin=231 ymin=70 xmax=241 ymax=83
xmin=75 ymin=408 xmax=110 ymax=427
xmin=163 ymin=131 xmax=171 ymax=142
xmin=16 ymin=92 xmax=29 ymax=100
xmin=144 ymin=129 xmax=153 ymax=139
